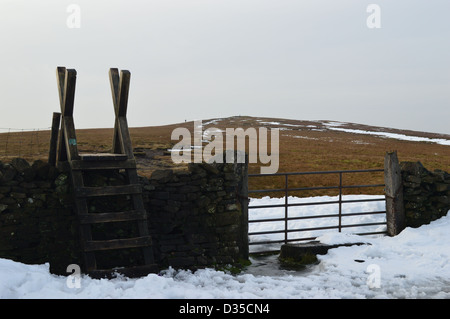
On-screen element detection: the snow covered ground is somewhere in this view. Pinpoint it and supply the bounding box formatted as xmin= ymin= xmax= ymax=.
xmin=1 ymin=195 xmax=449 ymax=299
xmin=248 ymin=195 xmax=386 ymax=253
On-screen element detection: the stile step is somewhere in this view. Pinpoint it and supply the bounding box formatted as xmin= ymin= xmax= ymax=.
xmin=71 ymin=159 xmax=136 ymax=170
xmin=79 ymin=209 xmax=147 ymax=224
xmin=80 ymin=153 xmax=128 ymax=161
xmin=76 ymin=184 xmax=142 ymax=197
xmin=84 ymin=236 xmax=153 ymax=252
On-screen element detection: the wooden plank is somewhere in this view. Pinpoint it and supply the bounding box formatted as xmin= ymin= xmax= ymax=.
xmin=56 ymin=67 xmax=66 ymax=106
xmin=384 ymin=151 xmax=406 ymax=236
xmin=125 ymin=167 xmax=154 ymax=264
xmin=109 ymin=68 xmax=133 ymax=156
xmin=109 ymin=68 xmax=120 ymax=107
xmin=127 ymin=170 xmax=145 ymax=212
xmin=117 ymin=70 xmax=130 ymax=117
xmin=56 ymin=67 xmax=67 ymax=163
xmin=109 ymin=68 xmax=122 ymax=154
xmin=48 ymin=112 xmax=61 ymax=166
xmin=63 ymin=116 xmax=80 ymax=161
xmin=118 ymin=116 xmax=134 ymax=158
xmin=62 ymin=69 xmax=77 ymax=117
xmin=112 ymin=120 xmax=124 ymax=155
xmin=84 ymin=236 xmax=153 ymax=252
xmin=70 ymin=169 xmax=98 ymax=271
xmin=56 ymin=67 xmax=78 ymax=163
xmin=79 ymin=209 xmax=147 ymax=224
xmin=76 ymin=184 xmax=142 ymax=197
xmin=57 ymin=125 xmax=68 ymax=163
xmin=71 ymin=159 xmax=136 ymax=170
xmin=236 ymin=153 xmax=249 ymax=260
xmin=79 ymin=153 xmax=128 ymax=161
xmin=110 ymin=69 xmax=131 ymax=117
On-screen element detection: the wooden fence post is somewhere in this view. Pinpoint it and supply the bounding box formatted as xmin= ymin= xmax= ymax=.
xmin=233 ymin=150 xmax=249 ymax=261
xmin=48 ymin=112 xmax=61 ymax=166
xmin=384 ymin=151 xmax=406 ymax=236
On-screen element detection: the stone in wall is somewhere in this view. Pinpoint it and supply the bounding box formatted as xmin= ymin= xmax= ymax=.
xmin=0 ymin=159 xmax=81 ymax=273
xmin=0 ymin=156 xmax=248 ymax=276
xmin=143 ymin=161 xmax=246 ymax=271
xmin=400 ymin=161 xmax=450 ymax=228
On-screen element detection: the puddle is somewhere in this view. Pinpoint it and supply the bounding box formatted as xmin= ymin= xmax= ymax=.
xmin=242 ymin=254 xmax=317 ymax=277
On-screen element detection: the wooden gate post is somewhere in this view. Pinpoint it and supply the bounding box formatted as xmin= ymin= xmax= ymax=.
xmin=384 ymin=151 xmax=406 ymax=236
xmin=230 ymin=150 xmax=249 ymax=261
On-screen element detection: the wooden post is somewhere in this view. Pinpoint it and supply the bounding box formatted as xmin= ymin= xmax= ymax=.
xmin=384 ymin=151 xmax=406 ymax=236
xmin=48 ymin=112 xmax=61 ymax=166
xmin=109 ymin=68 xmax=133 ymax=157
xmin=234 ymin=150 xmax=249 ymax=260
xmin=56 ymin=67 xmax=79 ymax=163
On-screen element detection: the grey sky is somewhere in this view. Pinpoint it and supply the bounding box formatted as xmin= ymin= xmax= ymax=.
xmin=0 ymin=0 xmax=449 ymax=134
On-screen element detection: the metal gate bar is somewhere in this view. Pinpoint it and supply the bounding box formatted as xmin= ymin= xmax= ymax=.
xmin=248 ymin=169 xmax=387 ymax=252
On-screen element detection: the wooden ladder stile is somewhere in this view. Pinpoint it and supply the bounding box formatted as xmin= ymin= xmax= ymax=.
xmin=54 ymin=66 xmax=157 ymax=278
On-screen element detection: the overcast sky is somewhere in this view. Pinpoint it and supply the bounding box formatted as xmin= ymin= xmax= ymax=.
xmin=0 ymin=0 xmax=449 ymax=134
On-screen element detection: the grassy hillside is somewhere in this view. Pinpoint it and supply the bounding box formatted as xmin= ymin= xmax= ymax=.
xmin=1 ymin=116 xmax=449 ymax=198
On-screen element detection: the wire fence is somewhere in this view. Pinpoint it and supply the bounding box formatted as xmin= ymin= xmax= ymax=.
xmin=0 ymin=127 xmax=52 ymax=162
xmin=0 ymin=127 xmax=123 ymax=163
xmin=0 ymin=127 xmax=174 ymax=174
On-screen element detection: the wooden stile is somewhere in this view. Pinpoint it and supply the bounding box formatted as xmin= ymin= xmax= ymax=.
xmin=54 ymin=66 xmax=157 ymax=278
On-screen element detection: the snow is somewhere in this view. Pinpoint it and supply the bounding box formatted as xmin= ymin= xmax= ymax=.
xmin=292 ymin=135 xmax=319 ymax=140
xmin=259 ymin=121 xmax=282 ymax=126
xmin=1 ymin=195 xmax=449 ymax=299
xmin=249 ymin=195 xmax=386 ymax=252
xmin=326 ymin=127 xmax=450 ymax=146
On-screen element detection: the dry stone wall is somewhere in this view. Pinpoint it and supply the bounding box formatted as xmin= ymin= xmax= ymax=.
xmin=143 ymin=161 xmax=247 ymax=270
xmin=0 ymin=156 xmax=248 ymax=276
xmin=0 ymin=158 xmax=81 ymax=271
xmin=400 ymin=161 xmax=450 ymax=228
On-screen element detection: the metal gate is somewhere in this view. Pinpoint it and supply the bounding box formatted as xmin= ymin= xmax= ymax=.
xmin=248 ymin=169 xmax=387 ymax=253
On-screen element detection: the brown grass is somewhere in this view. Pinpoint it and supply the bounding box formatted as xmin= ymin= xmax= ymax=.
xmin=1 ymin=116 xmax=449 ymax=198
